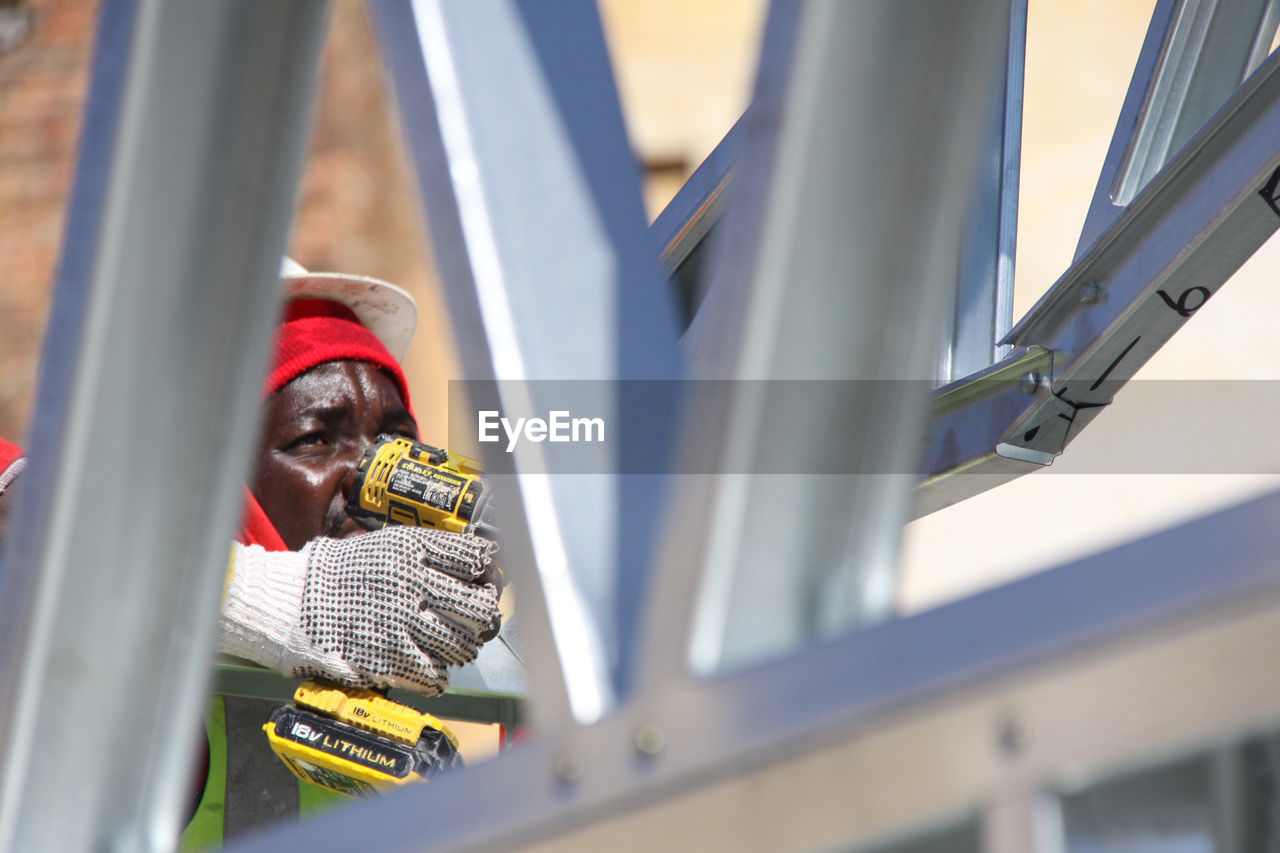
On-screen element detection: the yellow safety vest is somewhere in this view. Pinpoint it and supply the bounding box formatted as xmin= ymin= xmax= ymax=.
xmin=180 ymin=696 xmax=346 ymax=850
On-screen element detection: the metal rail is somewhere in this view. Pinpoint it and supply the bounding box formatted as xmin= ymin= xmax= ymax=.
xmin=4 ymin=0 xmax=1280 ymax=850
xmin=372 ymin=0 xmax=683 ymax=728
xmin=234 ymin=472 xmax=1280 ymax=852
xmin=0 ymin=1 xmax=328 ymax=850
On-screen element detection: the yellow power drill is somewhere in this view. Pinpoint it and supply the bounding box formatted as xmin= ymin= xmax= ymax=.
xmin=346 ymin=434 xmax=496 ymax=539
xmin=263 ymin=435 xmax=498 ymax=798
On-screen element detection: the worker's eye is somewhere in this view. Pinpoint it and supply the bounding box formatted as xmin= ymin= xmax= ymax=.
xmin=284 ymin=431 xmax=328 ymax=451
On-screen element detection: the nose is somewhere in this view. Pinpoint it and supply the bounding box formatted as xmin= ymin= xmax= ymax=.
xmin=337 ymin=437 xmax=373 ymax=506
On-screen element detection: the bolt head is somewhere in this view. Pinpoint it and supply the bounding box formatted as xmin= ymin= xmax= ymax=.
xmin=552 ymin=751 xmax=583 ymax=783
xmin=635 ymin=724 xmax=666 ymax=756
xmin=996 ymin=716 xmax=1026 ymax=757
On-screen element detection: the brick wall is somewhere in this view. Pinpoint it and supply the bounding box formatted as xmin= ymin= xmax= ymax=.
xmin=0 ymin=0 xmax=94 ymax=442
xmin=0 ymin=0 xmax=459 ymax=446
xmin=0 ymin=0 xmax=761 ymax=448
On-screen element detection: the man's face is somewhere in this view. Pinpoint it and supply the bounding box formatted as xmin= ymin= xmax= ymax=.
xmin=253 ymin=360 xmax=417 ymax=550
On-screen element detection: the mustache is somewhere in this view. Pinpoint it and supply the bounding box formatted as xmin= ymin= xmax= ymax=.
xmin=323 ymin=503 xmax=358 ymax=538
xmin=324 ymin=502 xmax=384 ymax=538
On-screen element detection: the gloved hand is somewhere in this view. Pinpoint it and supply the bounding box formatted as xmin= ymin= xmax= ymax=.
xmin=220 ymin=526 xmax=501 ymax=695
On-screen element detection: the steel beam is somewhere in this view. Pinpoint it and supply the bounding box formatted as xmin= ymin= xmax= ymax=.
xmin=983 ymin=795 xmax=1064 ymax=853
xmin=649 ymin=120 xmax=740 ymax=329
xmin=372 ymin=0 xmax=683 ymax=726
xmin=672 ymin=0 xmax=1008 ymax=676
xmin=659 ymin=3 xmax=1280 ymax=520
xmin=999 ymin=48 xmax=1280 ymax=460
xmin=1076 ymin=0 xmax=1280 ymax=258
xmin=676 ymin=1 xmax=804 ymax=378
xmin=230 ymin=484 xmax=1280 ymax=852
xmin=662 ymin=2 xmax=1026 ymax=387
xmin=936 ymin=0 xmax=1026 ymax=383
xmin=627 ymin=0 xmax=805 ymax=704
xmin=0 ymin=1 xmax=328 ymax=850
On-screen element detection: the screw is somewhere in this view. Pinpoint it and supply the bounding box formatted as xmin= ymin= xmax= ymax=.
xmin=1079 ymin=281 xmax=1102 ymax=304
xmin=1019 ymin=372 xmax=1042 ymax=394
xmin=996 ymin=715 xmax=1026 ymax=757
xmin=635 ymin=724 xmax=666 ymax=757
xmin=552 ymin=751 xmax=583 ymax=784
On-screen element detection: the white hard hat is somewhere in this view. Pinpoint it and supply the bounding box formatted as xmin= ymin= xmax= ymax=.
xmin=279 ymin=257 xmax=418 ymax=362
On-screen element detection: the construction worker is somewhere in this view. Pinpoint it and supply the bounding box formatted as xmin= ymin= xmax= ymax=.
xmin=0 ymin=261 xmax=501 ymax=847
xmin=178 ymin=259 xmax=503 ymax=847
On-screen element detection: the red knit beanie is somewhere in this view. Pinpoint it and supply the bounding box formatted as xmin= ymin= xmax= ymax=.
xmin=266 ymin=299 xmax=413 ymax=417
xmin=0 ymin=437 xmax=22 ymax=474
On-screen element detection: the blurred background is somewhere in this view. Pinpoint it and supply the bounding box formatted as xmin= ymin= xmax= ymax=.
xmin=0 ymin=0 xmax=764 ymax=449
xmin=2 ymin=0 xmax=1278 ymax=618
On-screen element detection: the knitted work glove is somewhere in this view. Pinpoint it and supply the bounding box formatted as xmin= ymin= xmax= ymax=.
xmin=0 ymin=454 xmax=23 ymax=496
xmin=0 ymin=453 xmax=22 ymax=541
xmin=220 ymin=526 xmax=501 ymax=695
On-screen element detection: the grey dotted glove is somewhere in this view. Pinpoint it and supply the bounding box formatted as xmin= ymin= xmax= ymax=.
xmin=221 ymin=526 xmax=501 ymax=696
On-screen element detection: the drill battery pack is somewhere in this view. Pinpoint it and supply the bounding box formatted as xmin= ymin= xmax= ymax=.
xmin=264 ymin=681 xmax=461 ymax=798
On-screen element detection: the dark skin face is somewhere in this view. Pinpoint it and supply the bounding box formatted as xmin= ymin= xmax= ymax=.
xmin=253 ymin=360 xmax=417 ymax=551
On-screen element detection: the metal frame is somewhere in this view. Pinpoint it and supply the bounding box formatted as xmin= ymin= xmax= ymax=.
xmin=936 ymin=0 xmax=1026 ymax=383
xmin=1077 ymin=0 xmax=1280 ymax=252
xmin=666 ymin=2 xmax=1028 ymax=387
xmin=649 ymin=118 xmax=740 ymax=329
xmin=3 ymin=0 xmax=1280 ymax=851
xmin=0 ymin=1 xmax=329 ymax=850
xmin=660 ymin=0 xmax=1280 ymax=518
xmin=670 ymin=0 xmax=1008 ymax=676
xmin=920 ymin=9 xmax=1280 ymax=515
xmin=372 ymin=0 xmax=683 ymax=729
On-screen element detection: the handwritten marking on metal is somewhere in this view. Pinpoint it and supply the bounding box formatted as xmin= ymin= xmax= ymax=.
xmin=1088 ymin=335 xmax=1142 ymax=392
xmin=1156 ymin=287 xmax=1212 ymax=318
xmin=1260 ymin=164 xmax=1280 ymax=217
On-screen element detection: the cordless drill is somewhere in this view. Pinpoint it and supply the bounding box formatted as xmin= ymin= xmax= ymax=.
xmin=263 ymin=435 xmax=498 ymax=798
xmin=346 ymin=434 xmax=497 ymax=540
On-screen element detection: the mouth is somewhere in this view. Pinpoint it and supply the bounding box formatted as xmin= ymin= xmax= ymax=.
xmin=326 ymin=510 xmax=374 ymax=540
